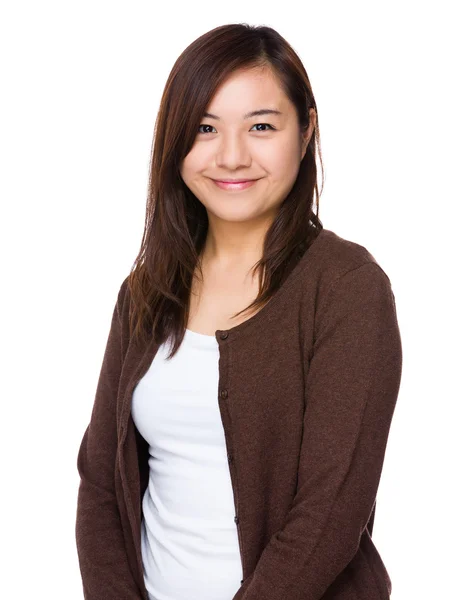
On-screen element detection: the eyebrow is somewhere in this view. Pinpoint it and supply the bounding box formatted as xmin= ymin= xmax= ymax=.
xmin=202 ymin=108 xmax=283 ymax=120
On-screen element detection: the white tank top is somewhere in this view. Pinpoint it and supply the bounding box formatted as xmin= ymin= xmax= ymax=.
xmin=131 ymin=328 xmax=243 ymax=600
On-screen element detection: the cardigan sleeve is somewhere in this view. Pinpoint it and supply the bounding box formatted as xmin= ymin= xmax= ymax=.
xmin=75 ymin=278 xmax=142 ymax=599
xmin=233 ymin=261 xmax=403 ymax=600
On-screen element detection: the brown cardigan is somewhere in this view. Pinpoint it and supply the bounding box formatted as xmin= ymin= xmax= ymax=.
xmin=75 ymin=227 xmax=403 ymax=600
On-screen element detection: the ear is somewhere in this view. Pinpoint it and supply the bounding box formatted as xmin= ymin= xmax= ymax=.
xmin=300 ymin=108 xmax=316 ymax=160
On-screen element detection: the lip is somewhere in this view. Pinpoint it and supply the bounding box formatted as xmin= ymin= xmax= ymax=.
xmin=212 ymin=179 xmax=258 ymax=191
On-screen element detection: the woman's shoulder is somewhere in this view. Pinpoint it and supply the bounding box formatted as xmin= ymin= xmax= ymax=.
xmin=305 ymin=227 xmax=392 ymax=287
xmin=292 ymin=227 xmax=395 ymax=315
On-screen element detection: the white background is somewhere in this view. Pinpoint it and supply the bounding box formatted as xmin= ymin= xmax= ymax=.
xmin=1 ymin=1 xmax=451 ymax=598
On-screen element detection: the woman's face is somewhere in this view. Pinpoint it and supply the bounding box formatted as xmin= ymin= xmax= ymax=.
xmin=180 ymin=66 xmax=316 ymax=225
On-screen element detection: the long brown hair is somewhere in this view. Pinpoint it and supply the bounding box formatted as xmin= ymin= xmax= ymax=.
xmin=127 ymin=23 xmax=325 ymax=358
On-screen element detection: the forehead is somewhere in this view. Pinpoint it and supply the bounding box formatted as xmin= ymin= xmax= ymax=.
xmin=205 ymin=68 xmax=290 ymax=118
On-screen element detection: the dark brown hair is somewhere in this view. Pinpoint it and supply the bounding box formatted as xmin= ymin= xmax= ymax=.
xmin=127 ymin=23 xmax=325 ymax=358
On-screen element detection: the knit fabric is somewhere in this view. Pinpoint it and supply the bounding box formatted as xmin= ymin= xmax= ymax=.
xmin=75 ymin=227 xmax=403 ymax=600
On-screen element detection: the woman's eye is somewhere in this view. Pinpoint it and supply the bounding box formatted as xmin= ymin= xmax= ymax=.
xmin=198 ymin=124 xmax=216 ymax=134
xmin=251 ymin=123 xmax=275 ymax=132
xmin=197 ymin=123 xmax=275 ymax=134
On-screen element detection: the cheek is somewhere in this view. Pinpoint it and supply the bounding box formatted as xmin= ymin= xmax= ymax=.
xmin=280 ymin=138 xmax=303 ymax=170
xmin=260 ymin=138 xmax=300 ymax=169
xmin=269 ymin=155 xmax=299 ymax=182
xmin=183 ymin=154 xmax=210 ymax=182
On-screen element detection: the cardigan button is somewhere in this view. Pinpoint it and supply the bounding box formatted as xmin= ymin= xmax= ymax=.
xmin=227 ymin=453 xmax=234 ymax=463
xmin=234 ymin=515 xmax=239 ymax=524
xmin=240 ymin=579 xmax=244 ymax=584
xmin=219 ymin=331 xmax=229 ymax=340
xmin=220 ymin=389 xmax=228 ymax=399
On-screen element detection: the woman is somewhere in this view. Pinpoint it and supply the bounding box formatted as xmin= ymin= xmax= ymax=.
xmin=75 ymin=23 xmax=402 ymax=600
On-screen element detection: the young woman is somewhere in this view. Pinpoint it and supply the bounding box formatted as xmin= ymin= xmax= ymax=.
xmin=75 ymin=23 xmax=402 ymax=600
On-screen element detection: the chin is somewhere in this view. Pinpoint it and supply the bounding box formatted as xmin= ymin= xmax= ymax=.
xmin=207 ymin=205 xmax=265 ymax=223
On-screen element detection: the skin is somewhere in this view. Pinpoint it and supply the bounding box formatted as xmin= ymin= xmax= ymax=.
xmin=180 ymin=65 xmax=316 ymax=278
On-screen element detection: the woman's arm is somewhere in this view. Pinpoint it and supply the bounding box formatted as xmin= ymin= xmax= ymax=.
xmin=233 ymin=262 xmax=403 ymax=600
xmin=75 ymin=278 xmax=142 ymax=599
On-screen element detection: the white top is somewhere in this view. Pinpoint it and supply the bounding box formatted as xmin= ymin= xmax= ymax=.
xmin=131 ymin=328 xmax=243 ymax=600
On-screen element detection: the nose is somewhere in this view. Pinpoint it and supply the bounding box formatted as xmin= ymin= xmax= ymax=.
xmin=215 ymin=133 xmax=252 ymax=171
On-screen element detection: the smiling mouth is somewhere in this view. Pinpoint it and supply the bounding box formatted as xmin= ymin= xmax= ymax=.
xmin=214 ymin=179 xmax=256 ymax=183
xmin=211 ymin=179 xmax=259 ymax=191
